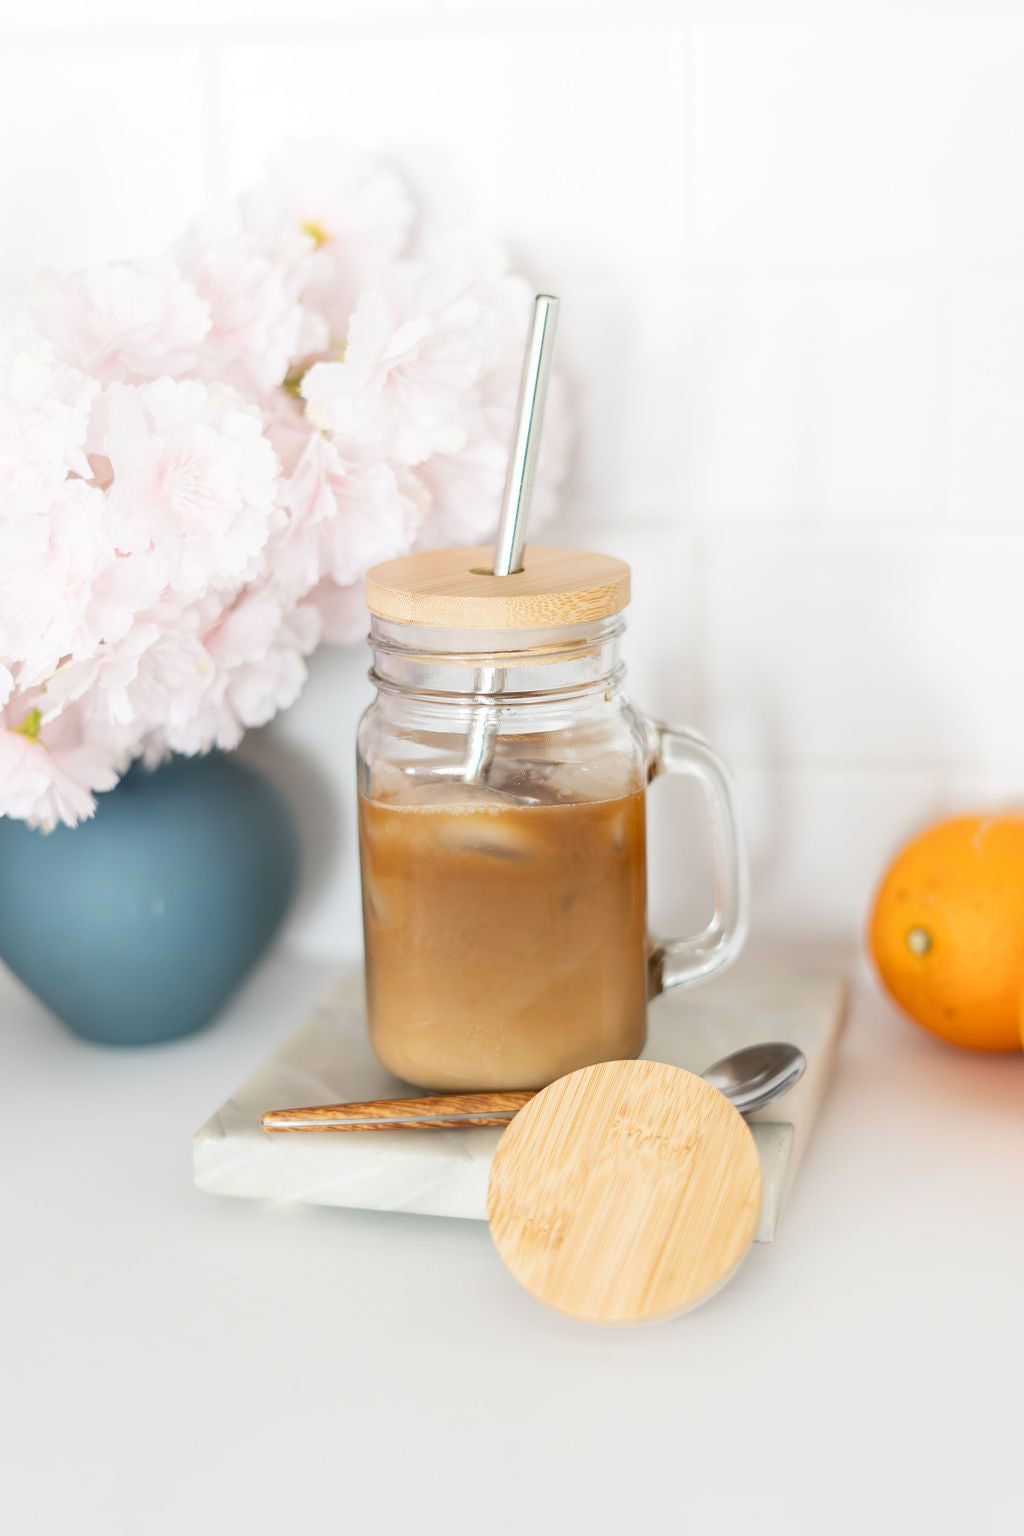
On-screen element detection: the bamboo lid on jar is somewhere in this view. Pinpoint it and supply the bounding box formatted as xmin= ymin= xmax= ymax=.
xmin=364 ymin=545 xmax=631 ymax=630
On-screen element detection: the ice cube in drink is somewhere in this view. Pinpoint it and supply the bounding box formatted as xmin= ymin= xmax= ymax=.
xmin=358 ymin=778 xmax=648 ymax=1090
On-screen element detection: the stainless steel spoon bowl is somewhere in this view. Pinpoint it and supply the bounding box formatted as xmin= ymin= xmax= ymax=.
xmin=701 ymin=1041 xmax=806 ymax=1116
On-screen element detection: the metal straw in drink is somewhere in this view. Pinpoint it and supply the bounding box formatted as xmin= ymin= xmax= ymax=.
xmin=463 ymin=293 xmax=560 ymax=783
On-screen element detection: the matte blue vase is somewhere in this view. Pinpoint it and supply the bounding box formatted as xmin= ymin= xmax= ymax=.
xmin=0 ymin=754 xmax=298 ymax=1046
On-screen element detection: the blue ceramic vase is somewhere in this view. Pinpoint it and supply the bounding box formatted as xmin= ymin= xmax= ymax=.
xmin=0 ymin=754 xmax=298 ymax=1046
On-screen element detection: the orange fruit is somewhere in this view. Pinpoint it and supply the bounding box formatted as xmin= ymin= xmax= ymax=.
xmin=868 ymin=814 xmax=1024 ymax=1052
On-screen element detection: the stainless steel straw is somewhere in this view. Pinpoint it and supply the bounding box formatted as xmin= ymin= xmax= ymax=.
xmin=463 ymin=293 xmax=560 ymax=783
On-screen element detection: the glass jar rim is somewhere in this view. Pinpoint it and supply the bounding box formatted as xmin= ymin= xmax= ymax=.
xmin=367 ymin=612 xmax=625 ymax=669
xmin=366 ymin=613 xmax=627 ymax=705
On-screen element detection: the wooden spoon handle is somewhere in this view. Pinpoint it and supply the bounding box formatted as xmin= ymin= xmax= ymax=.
xmin=262 ymin=1090 xmax=536 ymax=1133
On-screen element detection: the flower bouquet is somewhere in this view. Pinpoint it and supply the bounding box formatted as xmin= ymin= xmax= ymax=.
xmin=0 ymin=143 xmax=568 ymax=830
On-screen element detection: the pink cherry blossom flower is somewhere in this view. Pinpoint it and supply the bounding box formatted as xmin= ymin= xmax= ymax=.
xmin=300 ymin=262 xmax=483 ymax=465
xmin=176 ymin=209 xmax=324 ymax=396
xmin=305 ymin=577 xmax=369 ymax=646
xmin=411 ymin=437 xmax=507 ymax=552
xmin=79 ymin=545 xmax=169 ymax=655
xmin=417 ymin=226 xmax=534 ymax=375
xmin=98 ymin=377 xmax=281 ymax=596
xmin=239 ymin=141 xmax=414 ymax=342
xmin=33 ymin=261 xmax=210 ymax=384
xmin=284 ymin=432 xmax=421 ymax=591
xmin=0 ymin=689 xmax=121 ymax=829
xmin=164 ymin=589 xmax=321 ymax=755
xmin=0 ymin=144 xmax=570 ymax=828
xmin=263 ymin=390 xmax=317 ymax=477
xmin=0 ymin=477 xmax=110 ymax=686
xmin=43 ymin=598 xmax=213 ymax=743
xmin=0 ymin=328 xmax=96 ymax=515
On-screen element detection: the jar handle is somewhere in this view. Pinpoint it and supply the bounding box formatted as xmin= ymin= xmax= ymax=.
xmin=644 ymin=720 xmax=749 ymax=997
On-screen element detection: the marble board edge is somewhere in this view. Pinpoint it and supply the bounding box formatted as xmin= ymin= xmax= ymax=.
xmin=194 ymin=962 xmax=848 ymax=1243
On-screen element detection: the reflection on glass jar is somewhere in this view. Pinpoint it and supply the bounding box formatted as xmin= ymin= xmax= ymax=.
xmin=358 ymin=546 xmax=748 ymax=1091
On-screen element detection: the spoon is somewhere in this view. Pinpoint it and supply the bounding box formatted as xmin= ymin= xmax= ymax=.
xmin=700 ymin=1040 xmax=806 ymax=1116
xmin=261 ymin=1041 xmax=806 ymax=1133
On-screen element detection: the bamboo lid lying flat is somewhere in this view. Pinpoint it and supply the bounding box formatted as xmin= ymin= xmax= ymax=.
xmin=364 ymin=545 xmax=631 ymax=630
xmin=487 ymin=1059 xmax=762 ymax=1325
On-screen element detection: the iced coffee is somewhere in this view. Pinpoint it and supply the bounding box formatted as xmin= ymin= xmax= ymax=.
xmin=358 ymin=780 xmax=648 ymax=1091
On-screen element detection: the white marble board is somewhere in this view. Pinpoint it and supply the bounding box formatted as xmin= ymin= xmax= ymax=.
xmin=194 ymin=955 xmax=847 ymax=1242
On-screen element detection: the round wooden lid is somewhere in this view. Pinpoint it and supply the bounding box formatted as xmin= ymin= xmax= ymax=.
xmin=487 ymin=1059 xmax=762 ymax=1325
xmin=364 ymin=545 xmax=630 ymax=630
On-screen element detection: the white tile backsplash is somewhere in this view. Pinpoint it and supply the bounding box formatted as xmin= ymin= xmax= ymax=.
xmin=642 ymin=278 xmax=944 ymax=527
xmin=559 ymin=518 xmax=703 ymax=729
xmin=947 ymin=280 xmax=1024 ymax=528
xmin=681 ymin=282 xmax=814 ymax=523
xmin=701 ymin=530 xmax=1024 ymax=771
xmin=693 ymin=16 xmax=1024 ymax=266
xmin=218 ymin=26 xmax=685 ymax=284
xmin=556 ymin=278 xmax=691 ymax=524
xmin=0 ymin=45 xmax=208 ymax=281
xmin=6 ymin=3 xmax=1024 ymax=952
xmin=736 ymin=764 xmax=944 ymax=940
xmin=814 ymin=281 xmax=944 ymax=525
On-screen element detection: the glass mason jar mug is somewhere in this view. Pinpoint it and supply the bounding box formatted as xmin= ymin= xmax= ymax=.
xmin=357 ymin=546 xmax=748 ymax=1092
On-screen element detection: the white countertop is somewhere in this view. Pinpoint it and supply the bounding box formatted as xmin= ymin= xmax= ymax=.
xmin=4 ymin=949 xmax=1024 ymax=1536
